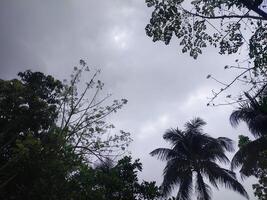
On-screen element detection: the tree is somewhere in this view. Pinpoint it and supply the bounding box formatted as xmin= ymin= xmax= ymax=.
xmin=145 ymin=0 xmax=267 ymax=105
xmin=230 ymin=92 xmax=267 ymax=199
xmin=237 ymin=135 xmax=267 ymax=200
xmin=252 ymin=154 xmax=267 ymax=200
xmin=0 ymin=69 xmax=80 ymax=200
xmin=0 ymin=60 xmax=132 ymax=199
xmin=150 ymin=117 xmax=248 ymax=200
xmin=57 ymin=60 xmax=131 ymax=162
xmin=230 ymin=92 xmax=267 ymax=176
xmin=69 ymin=156 xmax=162 ymax=200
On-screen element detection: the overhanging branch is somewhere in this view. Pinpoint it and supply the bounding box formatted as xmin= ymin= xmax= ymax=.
xmin=239 ymin=0 xmax=267 ymax=20
xmin=183 ymin=9 xmax=266 ymax=20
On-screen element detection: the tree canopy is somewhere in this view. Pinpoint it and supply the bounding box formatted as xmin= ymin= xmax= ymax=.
xmin=0 ymin=61 xmax=142 ymax=200
xmin=145 ymin=0 xmax=267 ymax=105
xmin=68 ymin=156 xmax=162 ymax=200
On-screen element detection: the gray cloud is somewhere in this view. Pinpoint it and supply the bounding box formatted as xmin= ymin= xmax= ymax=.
xmin=0 ymin=0 xmax=256 ymax=199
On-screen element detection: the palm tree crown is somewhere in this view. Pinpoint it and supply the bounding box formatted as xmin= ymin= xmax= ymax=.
xmin=230 ymin=93 xmax=267 ymax=176
xmin=151 ymin=117 xmax=248 ymax=200
xmin=230 ymin=93 xmax=267 ymax=138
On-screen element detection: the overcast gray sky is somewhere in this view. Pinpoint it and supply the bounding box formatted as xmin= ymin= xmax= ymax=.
xmin=0 ymin=0 xmax=257 ymax=199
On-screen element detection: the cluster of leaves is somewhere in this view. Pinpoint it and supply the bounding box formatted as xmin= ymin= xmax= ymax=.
xmin=146 ymin=0 xmax=249 ymax=58
xmin=236 ymin=136 xmax=267 ymax=200
xmin=145 ymin=0 xmax=267 ymax=105
xmin=253 ymin=156 xmax=267 ymax=200
xmin=67 ymin=156 xmax=163 ymax=200
xmin=250 ymin=148 xmax=267 ymax=200
xmin=69 ymin=156 xmax=163 ymax=200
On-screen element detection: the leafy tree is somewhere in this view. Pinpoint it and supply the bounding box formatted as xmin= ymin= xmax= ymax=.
xmin=69 ymin=156 xmax=162 ymax=200
xmin=0 ymin=60 xmax=132 ymax=199
xmin=150 ymin=117 xmax=248 ymax=200
xmin=0 ymin=70 xmax=79 ymax=199
xmin=237 ymin=135 xmax=267 ymax=200
xmin=145 ymin=0 xmax=267 ymax=105
xmin=252 ymin=154 xmax=267 ymax=200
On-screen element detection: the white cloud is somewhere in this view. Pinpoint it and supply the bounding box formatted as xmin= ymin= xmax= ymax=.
xmin=138 ymin=114 xmax=169 ymax=140
xmin=181 ymin=86 xmax=211 ymax=110
xmin=111 ymin=27 xmax=131 ymax=50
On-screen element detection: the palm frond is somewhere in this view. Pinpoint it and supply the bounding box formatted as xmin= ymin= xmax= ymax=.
xmin=189 ymin=134 xmax=231 ymax=164
xmin=150 ymin=148 xmax=182 ymax=161
xmin=217 ymin=137 xmax=235 ymax=152
xmin=230 ymin=106 xmax=267 ymax=137
xmin=230 ymin=107 xmax=252 ymax=128
xmin=199 ymin=137 xmax=234 ymax=164
xmin=244 ymin=92 xmax=260 ymax=110
xmin=163 ymin=128 xmax=184 ymax=144
xmin=196 ymin=172 xmax=211 ymax=200
xmin=176 ymin=173 xmax=193 ymax=200
xmin=161 ymin=159 xmax=191 ymax=196
xmin=184 ymin=117 xmax=206 ymax=133
xmin=231 ymin=136 xmax=267 ymax=176
xmin=231 ymin=147 xmax=245 ymax=171
xmin=202 ymin=161 xmax=249 ymax=199
xmin=202 ymin=148 xmax=230 ymax=164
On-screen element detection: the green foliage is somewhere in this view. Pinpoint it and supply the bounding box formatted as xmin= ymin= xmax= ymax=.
xmin=145 ymin=0 xmax=267 ymax=106
xmin=236 ymin=135 xmax=267 ymax=200
xmin=0 ymin=69 xmax=79 ymax=199
xmin=145 ymin=0 xmax=267 ymax=63
xmin=68 ymin=156 xmax=162 ymax=200
xmin=238 ymin=135 xmax=251 ymax=148
xmin=252 ymin=150 xmax=267 ymax=200
xmin=0 ymin=61 xmax=137 ymax=200
xmin=231 ymin=95 xmax=267 ymax=199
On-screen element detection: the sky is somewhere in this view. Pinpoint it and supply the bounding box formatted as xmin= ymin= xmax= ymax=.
xmin=0 ymin=0 xmax=257 ymax=199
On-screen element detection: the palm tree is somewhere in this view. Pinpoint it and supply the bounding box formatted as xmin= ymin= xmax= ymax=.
xmin=230 ymin=92 xmax=267 ymax=176
xmin=150 ymin=118 xmax=248 ymax=200
xmin=230 ymin=92 xmax=267 ymax=137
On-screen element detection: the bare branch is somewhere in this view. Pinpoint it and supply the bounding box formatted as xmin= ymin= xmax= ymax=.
xmin=207 ymin=67 xmax=254 ymax=106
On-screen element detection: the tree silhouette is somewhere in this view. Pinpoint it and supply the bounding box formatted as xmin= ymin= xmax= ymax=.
xmin=151 ymin=118 xmax=248 ymax=200
xmin=230 ymin=92 xmax=267 ymax=176
xmin=0 ymin=61 xmax=132 ymax=199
